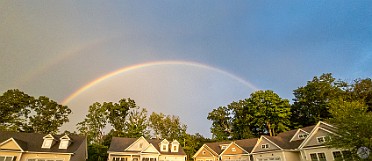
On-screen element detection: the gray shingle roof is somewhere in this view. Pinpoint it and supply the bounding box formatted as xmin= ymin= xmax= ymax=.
xmin=108 ymin=137 xmax=186 ymax=155
xmin=0 ymin=131 xmax=86 ymax=154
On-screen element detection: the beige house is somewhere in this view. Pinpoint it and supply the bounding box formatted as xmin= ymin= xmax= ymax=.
xmin=193 ymin=139 xmax=258 ymax=161
xmin=194 ymin=121 xmax=348 ymax=161
xmin=107 ymin=136 xmax=187 ymax=161
xmin=0 ymin=131 xmax=87 ymax=161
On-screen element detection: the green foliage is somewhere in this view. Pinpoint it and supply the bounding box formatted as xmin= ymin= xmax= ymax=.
xmin=77 ymin=102 xmax=108 ymax=144
xmin=149 ymin=112 xmax=187 ymax=141
xmin=30 ymin=96 xmax=71 ymax=134
xmin=0 ymin=89 xmax=71 ymax=133
xmin=125 ymin=107 xmax=150 ymax=138
xmin=291 ymin=73 xmax=346 ymax=127
xmin=183 ymin=133 xmax=210 ymax=161
xmin=207 ymin=106 xmax=232 ymax=140
xmin=328 ymin=99 xmax=372 ymax=160
xmin=208 ymin=90 xmax=291 ymax=139
xmin=248 ymin=90 xmax=291 ymax=136
xmin=105 ymin=98 xmax=137 ymax=132
xmin=87 ymin=143 xmax=108 ymax=161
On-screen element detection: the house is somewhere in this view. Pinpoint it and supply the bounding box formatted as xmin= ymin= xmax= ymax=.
xmin=194 ymin=121 xmax=348 ymax=161
xmin=0 ymin=131 xmax=87 ymax=161
xmin=107 ymin=136 xmax=187 ymax=161
xmin=192 ymin=138 xmax=258 ymax=161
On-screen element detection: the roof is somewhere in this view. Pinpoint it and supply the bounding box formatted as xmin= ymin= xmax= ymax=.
xmin=108 ymin=137 xmax=186 ymax=155
xmin=0 ymin=131 xmax=86 ymax=153
xmin=205 ymin=141 xmax=231 ymax=155
xmin=235 ymin=138 xmax=258 ymax=153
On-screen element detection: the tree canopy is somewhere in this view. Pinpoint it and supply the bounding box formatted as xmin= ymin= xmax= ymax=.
xmin=0 ymin=89 xmax=71 ymax=134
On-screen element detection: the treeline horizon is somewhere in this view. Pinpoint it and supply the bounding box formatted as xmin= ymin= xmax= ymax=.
xmin=1 ymin=73 xmax=372 ymax=161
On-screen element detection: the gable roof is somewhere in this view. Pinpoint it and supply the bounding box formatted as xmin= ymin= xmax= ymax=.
xmin=192 ymin=144 xmax=219 ymax=158
xmin=235 ymin=138 xmax=258 ymax=153
xmin=0 ymin=131 xmax=86 ymax=154
xmin=298 ymin=121 xmax=336 ymax=149
xmin=108 ymin=137 xmax=186 ymax=155
xmin=205 ymin=141 xmax=231 ymax=155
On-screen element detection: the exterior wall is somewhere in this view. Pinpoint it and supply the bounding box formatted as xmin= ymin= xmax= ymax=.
xmin=107 ymin=153 xmax=140 ymax=161
xmin=159 ymin=155 xmax=186 ymax=161
xmin=127 ymin=138 xmax=150 ymax=151
xmin=304 ymin=129 xmax=329 ymax=148
xmin=70 ymin=139 xmax=87 ymax=161
xmin=20 ymin=153 xmax=71 ymax=161
xmin=0 ymin=151 xmax=23 ymax=161
xmin=220 ymin=155 xmax=249 ymax=161
xmin=282 ymin=151 xmax=300 ymax=161
xmin=301 ymin=147 xmax=339 ymax=161
xmin=194 ymin=156 xmax=217 ymax=161
xmin=194 ymin=147 xmax=215 ymax=158
xmin=253 ymin=138 xmax=280 ymax=153
xmin=0 ymin=141 xmax=21 ymax=150
xmin=222 ymin=144 xmax=246 ymax=155
xmin=252 ymin=151 xmax=284 ymax=161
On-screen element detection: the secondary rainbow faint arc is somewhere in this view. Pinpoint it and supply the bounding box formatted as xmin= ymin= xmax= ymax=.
xmin=62 ymin=61 xmax=259 ymax=105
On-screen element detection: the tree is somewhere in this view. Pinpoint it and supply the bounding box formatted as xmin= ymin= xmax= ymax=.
xmin=183 ymin=133 xmax=210 ymax=160
xmin=0 ymin=89 xmax=71 ymax=133
xmin=207 ymin=106 xmax=232 ymax=140
xmin=228 ymin=100 xmax=256 ymax=139
xmin=105 ymin=98 xmax=137 ymax=132
xmin=77 ymin=102 xmax=107 ymax=144
xmin=29 ymin=96 xmax=71 ymax=134
xmin=248 ymin=90 xmax=291 ymax=136
xmin=349 ymin=78 xmax=372 ymax=111
xmin=87 ymin=143 xmax=108 ymax=161
xmin=291 ymin=73 xmax=345 ymax=127
xmin=149 ymin=112 xmax=187 ymax=140
xmin=125 ymin=107 xmax=150 ymax=138
xmin=327 ymin=99 xmax=372 ymax=160
xmin=0 ymin=89 xmax=35 ymax=131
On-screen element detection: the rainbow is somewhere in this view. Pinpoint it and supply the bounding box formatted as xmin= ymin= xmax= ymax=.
xmin=62 ymin=60 xmax=259 ymax=105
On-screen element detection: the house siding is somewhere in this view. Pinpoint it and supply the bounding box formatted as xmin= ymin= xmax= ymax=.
xmin=303 ymin=129 xmax=329 ymax=148
xmin=253 ymin=138 xmax=280 ymax=153
xmin=252 ymin=151 xmax=284 ymax=161
xmin=301 ymin=147 xmax=339 ymax=161
xmin=20 ymin=153 xmax=71 ymax=161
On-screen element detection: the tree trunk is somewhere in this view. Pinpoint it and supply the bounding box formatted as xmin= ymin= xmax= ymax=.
xmin=267 ymin=121 xmax=272 ymax=136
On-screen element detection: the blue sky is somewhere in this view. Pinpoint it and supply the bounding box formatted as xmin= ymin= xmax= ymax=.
xmin=1 ymin=1 xmax=371 ymax=137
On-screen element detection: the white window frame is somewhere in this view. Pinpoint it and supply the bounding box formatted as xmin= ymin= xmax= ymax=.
xmin=298 ymin=134 xmax=307 ymax=139
xmin=232 ymin=147 xmax=236 ymax=152
xmin=309 ymin=152 xmax=327 ymax=161
xmin=42 ymin=139 xmax=53 ymax=149
xmin=0 ymin=156 xmax=16 ymax=161
xmin=261 ymin=144 xmax=269 ymax=149
xmin=27 ymin=158 xmax=64 ymax=161
xmin=316 ymin=136 xmax=326 ymax=143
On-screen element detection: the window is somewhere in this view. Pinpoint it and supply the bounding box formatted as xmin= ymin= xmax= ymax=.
xmin=298 ymin=134 xmax=307 ymax=139
xmin=221 ymin=145 xmax=227 ymax=150
xmin=232 ymin=148 xmax=236 ymax=152
xmin=139 ymin=143 xmax=143 ymax=148
xmin=113 ymin=157 xmax=128 ymax=161
xmin=59 ymin=140 xmax=69 ymax=149
xmin=202 ymin=151 xmax=206 ymax=155
xmin=261 ymin=144 xmax=269 ymax=149
xmin=0 ymin=156 xmax=16 ymax=161
xmin=162 ymin=145 xmax=167 ymax=151
xmin=333 ymin=151 xmax=342 ymax=160
xmin=142 ymin=158 xmax=156 ymax=161
xmin=27 ymin=159 xmax=62 ymax=161
xmin=317 ymin=136 xmax=326 ymax=143
xmin=310 ymin=153 xmax=327 ymax=161
xmin=310 ymin=154 xmax=318 ymax=161
xmin=42 ymin=139 xmax=53 ymax=148
xmin=173 ymin=145 xmax=177 ymax=151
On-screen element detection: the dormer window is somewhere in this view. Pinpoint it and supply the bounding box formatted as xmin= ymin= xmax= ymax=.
xmin=261 ymin=144 xmax=269 ymax=149
xmin=42 ymin=134 xmax=56 ymax=149
xmin=59 ymin=135 xmax=72 ymax=149
xmin=171 ymin=140 xmax=179 ymax=152
xmin=160 ymin=139 xmax=169 ymax=152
